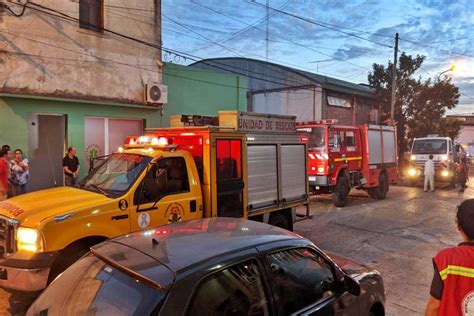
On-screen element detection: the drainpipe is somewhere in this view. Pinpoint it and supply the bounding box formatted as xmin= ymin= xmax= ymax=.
xmin=352 ymin=96 xmax=357 ymax=126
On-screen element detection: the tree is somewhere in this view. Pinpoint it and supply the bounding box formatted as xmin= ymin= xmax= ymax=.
xmin=368 ymin=53 xmax=461 ymax=160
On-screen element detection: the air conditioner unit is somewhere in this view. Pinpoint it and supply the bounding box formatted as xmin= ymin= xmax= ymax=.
xmin=145 ymin=83 xmax=168 ymax=105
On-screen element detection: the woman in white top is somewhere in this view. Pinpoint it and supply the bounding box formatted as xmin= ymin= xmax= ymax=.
xmin=10 ymin=149 xmax=29 ymax=196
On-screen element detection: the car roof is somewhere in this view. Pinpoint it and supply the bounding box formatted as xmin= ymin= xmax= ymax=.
xmin=92 ymin=218 xmax=304 ymax=286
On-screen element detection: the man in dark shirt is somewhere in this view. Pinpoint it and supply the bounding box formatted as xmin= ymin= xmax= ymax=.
xmin=63 ymin=147 xmax=80 ymax=187
xmin=425 ymin=199 xmax=474 ymax=316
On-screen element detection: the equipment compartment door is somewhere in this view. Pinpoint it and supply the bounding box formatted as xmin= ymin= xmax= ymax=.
xmin=215 ymin=139 xmax=244 ymax=218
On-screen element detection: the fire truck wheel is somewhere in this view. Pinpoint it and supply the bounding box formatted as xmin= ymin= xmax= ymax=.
xmin=373 ymin=173 xmax=389 ymax=200
xmin=333 ymin=172 xmax=350 ymax=207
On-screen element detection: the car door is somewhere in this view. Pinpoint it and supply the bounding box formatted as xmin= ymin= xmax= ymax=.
xmin=263 ymin=246 xmax=358 ymax=316
xmin=130 ymin=155 xmax=200 ymax=231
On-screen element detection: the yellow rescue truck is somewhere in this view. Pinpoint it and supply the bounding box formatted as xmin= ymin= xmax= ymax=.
xmin=0 ymin=111 xmax=309 ymax=292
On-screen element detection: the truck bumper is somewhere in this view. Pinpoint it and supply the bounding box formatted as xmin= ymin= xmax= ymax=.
xmin=0 ymin=266 xmax=50 ymax=292
xmin=0 ymin=251 xmax=57 ymax=292
xmin=308 ymin=175 xmax=330 ymax=186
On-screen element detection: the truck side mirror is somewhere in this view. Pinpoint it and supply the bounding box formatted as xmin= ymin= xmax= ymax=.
xmin=343 ymin=275 xmax=361 ymax=296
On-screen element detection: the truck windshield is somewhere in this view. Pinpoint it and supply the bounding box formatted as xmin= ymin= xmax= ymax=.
xmin=27 ymin=253 xmax=165 ymax=316
xmin=308 ymin=127 xmax=326 ymax=152
xmin=412 ymin=139 xmax=448 ymax=155
xmin=81 ymin=153 xmax=151 ymax=197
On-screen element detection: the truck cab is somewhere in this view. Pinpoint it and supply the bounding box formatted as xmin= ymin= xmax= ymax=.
xmin=0 ymin=111 xmax=309 ymax=293
xmin=407 ymin=136 xmax=464 ymax=185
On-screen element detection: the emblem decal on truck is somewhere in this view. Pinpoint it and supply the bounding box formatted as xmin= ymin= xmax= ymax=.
xmin=0 ymin=202 xmax=24 ymax=217
xmin=138 ymin=212 xmax=151 ymax=229
xmin=165 ymin=203 xmax=184 ymax=223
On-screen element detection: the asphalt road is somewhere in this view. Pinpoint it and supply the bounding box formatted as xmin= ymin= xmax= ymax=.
xmin=0 ymin=179 xmax=472 ymax=315
xmin=295 ymin=179 xmax=472 ymax=316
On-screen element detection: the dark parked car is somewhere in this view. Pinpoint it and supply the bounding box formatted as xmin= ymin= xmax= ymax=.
xmin=27 ymin=218 xmax=385 ymax=316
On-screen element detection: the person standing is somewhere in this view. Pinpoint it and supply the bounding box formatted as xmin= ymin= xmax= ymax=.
xmin=2 ymin=147 xmax=14 ymax=198
xmin=0 ymin=149 xmax=9 ymax=201
xmin=425 ymin=199 xmax=474 ymax=316
xmin=457 ymin=160 xmax=468 ymax=193
xmin=10 ymin=149 xmax=29 ymax=196
xmin=424 ymin=154 xmax=435 ymax=192
xmin=63 ymin=147 xmax=80 ymax=187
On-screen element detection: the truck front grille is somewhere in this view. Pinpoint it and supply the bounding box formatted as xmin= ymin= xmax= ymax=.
xmin=0 ymin=217 xmax=15 ymax=258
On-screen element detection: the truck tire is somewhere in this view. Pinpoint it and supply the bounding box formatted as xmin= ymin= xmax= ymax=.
xmin=48 ymin=242 xmax=90 ymax=284
xmin=333 ymin=172 xmax=350 ymax=207
xmin=269 ymin=212 xmax=289 ymax=230
xmin=372 ymin=173 xmax=389 ymax=200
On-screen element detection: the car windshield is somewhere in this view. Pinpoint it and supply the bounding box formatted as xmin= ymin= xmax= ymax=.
xmin=308 ymin=127 xmax=326 ymax=152
xmin=80 ymin=153 xmax=151 ymax=197
xmin=27 ymin=253 xmax=165 ymax=316
xmin=412 ymin=139 xmax=448 ymax=155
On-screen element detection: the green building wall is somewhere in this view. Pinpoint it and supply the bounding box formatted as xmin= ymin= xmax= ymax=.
xmin=0 ymin=63 xmax=247 ymax=180
xmin=162 ymin=62 xmax=247 ymax=121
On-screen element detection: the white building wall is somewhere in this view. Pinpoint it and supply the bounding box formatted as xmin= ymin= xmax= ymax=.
xmin=457 ymin=125 xmax=474 ymax=155
xmin=252 ymin=88 xmax=323 ymax=122
xmin=0 ymin=0 xmax=161 ymax=104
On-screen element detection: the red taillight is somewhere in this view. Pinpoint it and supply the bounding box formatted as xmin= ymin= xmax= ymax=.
xmin=301 ymin=136 xmax=309 ymax=142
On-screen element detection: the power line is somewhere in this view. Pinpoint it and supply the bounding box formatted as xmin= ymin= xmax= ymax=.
xmin=189 ymin=1 xmax=369 ymax=70
xmin=0 ymin=29 xmax=323 ymax=93
xmin=247 ymin=0 xmax=394 ymax=48
xmin=0 ymin=0 xmax=29 ymax=17
xmin=4 ymin=2 xmax=373 ymax=91
xmin=398 ymin=37 xmax=473 ymax=59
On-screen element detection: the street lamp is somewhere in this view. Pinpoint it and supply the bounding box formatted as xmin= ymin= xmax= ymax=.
xmin=438 ymin=65 xmax=456 ymax=80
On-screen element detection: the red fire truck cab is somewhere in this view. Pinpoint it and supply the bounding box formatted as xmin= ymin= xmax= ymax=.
xmin=297 ymin=120 xmax=398 ymax=207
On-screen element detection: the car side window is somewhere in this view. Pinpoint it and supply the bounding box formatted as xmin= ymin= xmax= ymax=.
xmin=186 ymin=259 xmax=270 ymax=316
xmin=267 ymin=248 xmax=336 ymax=315
xmin=135 ymin=157 xmax=190 ymax=205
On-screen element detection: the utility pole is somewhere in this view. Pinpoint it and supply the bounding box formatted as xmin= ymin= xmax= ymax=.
xmin=390 ymin=33 xmax=399 ymax=125
xmin=265 ymin=0 xmax=269 ymax=62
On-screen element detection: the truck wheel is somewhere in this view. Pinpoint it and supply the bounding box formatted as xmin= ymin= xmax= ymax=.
xmin=373 ymin=173 xmax=389 ymax=200
xmin=269 ymin=212 xmax=289 ymax=230
xmin=333 ymin=172 xmax=350 ymax=207
xmin=48 ymin=242 xmax=89 ymax=284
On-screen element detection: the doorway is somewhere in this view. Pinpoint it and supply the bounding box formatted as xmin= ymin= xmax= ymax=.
xmin=27 ymin=113 xmax=66 ymax=191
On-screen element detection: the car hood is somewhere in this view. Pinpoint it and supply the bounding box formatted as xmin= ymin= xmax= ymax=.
xmin=325 ymin=251 xmax=372 ymax=276
xmin=0 ymin=187 xmax=109 ymax=227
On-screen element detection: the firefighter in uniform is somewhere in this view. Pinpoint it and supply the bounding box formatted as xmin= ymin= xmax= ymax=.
xmin=425 ymin=199 xmax=474 ymax=316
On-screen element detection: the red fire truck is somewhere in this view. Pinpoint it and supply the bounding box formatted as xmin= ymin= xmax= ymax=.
xmin=297 ymin=120 xmax=398 ymax=207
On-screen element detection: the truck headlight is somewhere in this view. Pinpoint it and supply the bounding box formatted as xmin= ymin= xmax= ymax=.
xmin=408 ymin=168 xmax=417 ymax=176
xmin=441 ymin=170 xmax=449 ymax=177
xmin=410 ymin=155 xmax=416 ymax=161
xmin=17 ymin=227 xmax=44 ymax=252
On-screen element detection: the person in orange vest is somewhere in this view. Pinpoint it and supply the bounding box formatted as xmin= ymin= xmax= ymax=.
xmin=425 ymin=199 xmax=474 ymax=316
